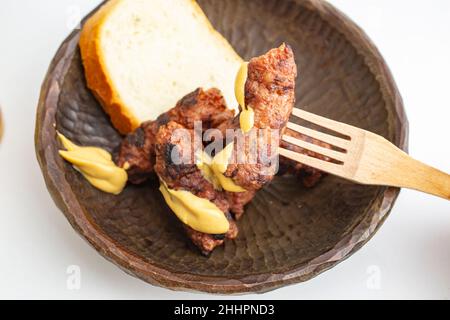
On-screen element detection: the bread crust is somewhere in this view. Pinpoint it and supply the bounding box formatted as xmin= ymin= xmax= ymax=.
xmin=79 ymin=0 xmax=140 ymax=134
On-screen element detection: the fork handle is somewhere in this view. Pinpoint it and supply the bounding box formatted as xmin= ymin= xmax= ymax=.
xmin=357 ymin=134 xmax=450 ymax=200
xmin=395 ymin=155 xmax=450 ymax=200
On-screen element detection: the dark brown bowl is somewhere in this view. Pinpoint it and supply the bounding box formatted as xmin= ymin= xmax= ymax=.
xmin=35 ymin=0 xmax=408 ymax=294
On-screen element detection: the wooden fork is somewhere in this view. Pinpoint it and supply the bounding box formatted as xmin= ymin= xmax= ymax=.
xmin=279 ymin=108 xmax=450 ymax=200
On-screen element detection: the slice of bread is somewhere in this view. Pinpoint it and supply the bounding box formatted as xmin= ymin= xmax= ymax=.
xmin=80 ymin=0 xmax=243 ymax=134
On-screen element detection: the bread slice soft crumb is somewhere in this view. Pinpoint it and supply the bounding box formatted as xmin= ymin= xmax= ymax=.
xmin=80 ymin=0 xmax=243 ymax=134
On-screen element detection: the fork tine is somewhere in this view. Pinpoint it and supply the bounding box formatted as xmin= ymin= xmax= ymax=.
xmin=282 ymin=134 xmax=347 ymax=162
xmin=286 ymin=122 xmax=350 ymax=150
xmin=292 ymin=108 xmax=357 ymax=137
xmin=278 ymin=147 xmax=345 ymax=176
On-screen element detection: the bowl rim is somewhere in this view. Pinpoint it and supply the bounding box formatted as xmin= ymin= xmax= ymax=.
xmin=35 ymin=0 xmax=408 ymax=294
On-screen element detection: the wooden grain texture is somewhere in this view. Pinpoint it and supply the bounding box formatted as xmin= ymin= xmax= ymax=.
xmin=34 ymin=0 xmax=408 ymax=294
xmin=283 ymin=108 xmax=449 ymax=199
xmin=352 ymin=132 xmax=450 ymax=198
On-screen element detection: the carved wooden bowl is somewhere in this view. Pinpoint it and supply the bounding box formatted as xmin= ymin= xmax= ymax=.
xmin=35 ymin=0 xmax=408 ymax=294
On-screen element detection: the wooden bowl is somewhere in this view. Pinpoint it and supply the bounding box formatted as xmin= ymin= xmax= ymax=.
xmin=35 ymin=0 xmax=408 ymax=294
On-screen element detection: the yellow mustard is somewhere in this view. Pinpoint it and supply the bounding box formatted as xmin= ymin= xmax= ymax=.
xmin=235 ymin=62 xmax=255 ymax=133
xmin=159 ymin=182 xmax=230 ymax=234
xmin=196 ymin=143 xmax=246 ymax=193
xmin=239 ymin=107 xmax=255 ymax=133
xmin=196 ymin=151 xmax=221 ymax=190
xmin=57 ymin=132 xmax=128 ymax=195
xmin=209 ymin=143 xmax=247 ymax=192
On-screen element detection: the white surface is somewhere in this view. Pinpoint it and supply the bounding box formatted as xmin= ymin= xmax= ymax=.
xmin=0 ymin=0 xmax=449 ymax=300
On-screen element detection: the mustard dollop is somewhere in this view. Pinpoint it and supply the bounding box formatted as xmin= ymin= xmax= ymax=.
xmin=57 ymin=132 xmax=128 ymax=195
xmin=196 ymin=143 xmax=246 ymax=193
xmin=159 ymin=182 xmax=230 ymax=234
xmin=210 ymin=142 xmax=246 ymax=192
xmin=235 ymin=62 xmax=255 ymax=133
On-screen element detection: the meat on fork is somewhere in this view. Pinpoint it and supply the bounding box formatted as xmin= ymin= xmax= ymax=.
xmin=219 ymin=44 xmax=331 ymax=215
xmin=116 ymin=88 xmax=235 ymax=184
xmin=244 ymin=43 xmax=298 ymax=130
xmin=215 ymin=44 xmax=297 ymax=216
xmin=154 ymin=121 xmax=238 ymax=255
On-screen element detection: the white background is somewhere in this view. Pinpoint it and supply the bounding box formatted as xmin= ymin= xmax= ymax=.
xmin=0 ymin=0 xmax=449 ymax=300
